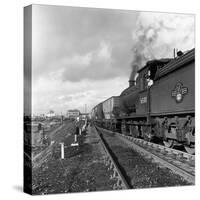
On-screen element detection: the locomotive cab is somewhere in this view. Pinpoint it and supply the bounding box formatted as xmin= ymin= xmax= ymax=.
xmin=140 ymin=58 xmax=172 ymax=89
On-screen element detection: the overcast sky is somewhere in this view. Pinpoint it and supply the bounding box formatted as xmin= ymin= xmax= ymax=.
xmin=30 ymin=5 xmax=194 ymax=115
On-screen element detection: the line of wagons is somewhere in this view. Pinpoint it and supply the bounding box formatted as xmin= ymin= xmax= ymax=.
xmin=91 ymin=48 xmax=195 ymax=154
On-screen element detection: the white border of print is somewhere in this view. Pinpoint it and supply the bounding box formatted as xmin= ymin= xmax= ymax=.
xmin=0 ymin=0 xmax=199 ymax=200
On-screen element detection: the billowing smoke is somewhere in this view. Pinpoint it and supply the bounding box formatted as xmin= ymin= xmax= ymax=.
xmin=130 ymin=12 xmax=195 ymax=80
xmin=130 ymin=63 xmax=139 ymax=80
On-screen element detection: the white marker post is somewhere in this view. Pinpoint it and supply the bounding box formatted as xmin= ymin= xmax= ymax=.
xmin=71 ymin=123 xmax=79 ymax=146
xmin=60 ymin=142 xmax=64 ymax=159
xmin=75 ymin=134 xmax=77 ymax=143
xmin=71 ymin=134 xmax=79 ymax=146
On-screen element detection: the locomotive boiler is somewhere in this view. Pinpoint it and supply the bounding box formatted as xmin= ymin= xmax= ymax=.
xmin=91 ymin=48 xmax=195 ymax=154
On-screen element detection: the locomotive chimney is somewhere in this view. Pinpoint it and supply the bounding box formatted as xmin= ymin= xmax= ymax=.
xmin=129 ymin=64 xmax=138 ymax=87
xmin=129 ymin=80 xmax=136 ymax=87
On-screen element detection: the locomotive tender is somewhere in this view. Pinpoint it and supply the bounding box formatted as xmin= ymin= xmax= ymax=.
xmin=91 ymin=48 xmax=195 ymax=154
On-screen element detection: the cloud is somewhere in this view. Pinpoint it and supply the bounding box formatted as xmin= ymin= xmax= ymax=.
xmin=32 ymin=76 xmax=128 ymax=114
xmin=32 ymin=5 xmax=138 ymax=83
xmin=60 ymin=40 xmax=115 ymax=82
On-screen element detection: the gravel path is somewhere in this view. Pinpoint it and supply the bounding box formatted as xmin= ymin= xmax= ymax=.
xmin=32 ymin=124 xmax=116 ymax=195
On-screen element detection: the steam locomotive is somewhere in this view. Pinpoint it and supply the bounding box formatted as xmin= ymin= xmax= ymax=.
xmin=91 ymin=48 xmax=195 ymax=154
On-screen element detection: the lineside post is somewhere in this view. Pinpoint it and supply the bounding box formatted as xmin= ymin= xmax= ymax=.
xmin=60 ymin=142 xmax=64 ymax=159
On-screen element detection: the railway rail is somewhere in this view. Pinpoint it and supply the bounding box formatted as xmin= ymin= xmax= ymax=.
xmin=93 ymin=126 xmax=130 ymax=190
xmin=96 ymin=126 xmax=195 ymax=185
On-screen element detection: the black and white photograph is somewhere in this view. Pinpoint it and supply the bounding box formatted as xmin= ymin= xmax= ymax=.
xmin=23 ymin=4 xmax=195 ymax=195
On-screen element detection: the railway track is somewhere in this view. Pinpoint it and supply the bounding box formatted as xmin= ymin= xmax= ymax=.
xmin=93 ymin=126 xmax=130 ymax=190
xmin=96 ymin=126 xmax=195 ymax=185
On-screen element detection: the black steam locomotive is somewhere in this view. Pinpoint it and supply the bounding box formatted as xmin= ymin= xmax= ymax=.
xmin=91 ymin=48 xmax=195 ymax=154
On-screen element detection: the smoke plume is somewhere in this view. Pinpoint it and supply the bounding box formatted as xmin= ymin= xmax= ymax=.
xmin=130 ymin=12 xmax=194 ymax=80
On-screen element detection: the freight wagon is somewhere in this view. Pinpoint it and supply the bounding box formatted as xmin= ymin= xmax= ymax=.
xmin=102 ymin=96 xmax=120 ymax=119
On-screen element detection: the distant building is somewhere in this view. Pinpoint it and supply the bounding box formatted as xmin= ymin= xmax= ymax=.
xmin=40 ymin=114 xmax=45 ymax=118
xmin=66 ymin=109 xmax=80 ymax=119
xmin=46 ymin=110 xmax=56 ymax=118
xmin=80 ymin=113 xmax=89 ymax=120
